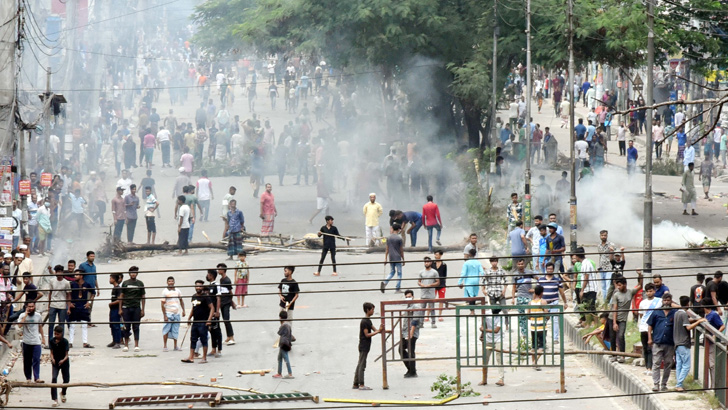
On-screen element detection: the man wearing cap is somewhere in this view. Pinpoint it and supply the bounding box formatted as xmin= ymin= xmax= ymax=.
xmin=173 ymin=168 xmax=190 ymax=200
xmin=111 ymin=187 xmax=126 ymax=242
xmin=363 ymin=193 xmax=383 ymax=247
xmin=13 ymin=246 xmax=33 ymax=278
xmin=545 ymin=222 xmax=565 ymax=273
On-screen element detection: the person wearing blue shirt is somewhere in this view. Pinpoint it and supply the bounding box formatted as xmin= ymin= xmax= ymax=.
xmin=586 ymin=121 xmax=596 ymax=143
xmin=78 ymin=251 xmax=99 ymax=298
xmin=646 ymin=293 xmax=675 ymax=392
xmin=500 ymin=124 xmax=513 ymax=145
xmin=652 ymin=274 xmax=669 ymax=298
xmin=575 ymin=119 xmax=587 ymax=140
xmin=581 ymin=81 xmax=591 ymax=104
xmin=627 ymin=140 xmax=638 ymax=175
xmin=459 ymin=249 xmax=484 ymax=312
xmin=402 ymin=211 xmax=423 ymax=247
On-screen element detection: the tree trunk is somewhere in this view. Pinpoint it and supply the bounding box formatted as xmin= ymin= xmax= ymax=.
xmin=461 ymin=99 xmax=482 ymax=148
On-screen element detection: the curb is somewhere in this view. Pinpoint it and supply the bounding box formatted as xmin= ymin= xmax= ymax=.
xmin=564 ymin=316 xmax=670 ymax=410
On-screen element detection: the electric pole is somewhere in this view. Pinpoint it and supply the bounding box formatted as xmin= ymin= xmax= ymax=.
xmin=491 ymin=0 xmax=498 ymax=156
xmin=524 ymin=0 xmax=532 ymax=228
xmin=568 ymin=0 xmax=577 ymax=252
xmin=643 ymin=0 xmax=655 ymax=272
xmin=43 ymin=67 xmax=51 ymax=168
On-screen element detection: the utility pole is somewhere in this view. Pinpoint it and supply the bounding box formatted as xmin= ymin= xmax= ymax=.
xmin=524 ymin=0 xmax=532 ymax=228
xmin=43 ymin=67 xmax=51 ymax=169
xmin=490 ymin=0 xmax=498 ymax=157
xmin=643 ymin=0 xmax=655 ymax=272
xmin=568 ymin=0 xmax=577 ymax=252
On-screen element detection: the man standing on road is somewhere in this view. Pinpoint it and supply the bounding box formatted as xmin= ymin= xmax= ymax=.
xmin=182 ymin=280 xmax=214 ymax=364
xmin=278 ymin=266 xmax=299 ymax=342
xmin=381 ymin=224 xmax=405 ymax=293
xmin=196 ymin=170 xmax=214 ymax=222
xmin=509 ymin=221 xmax=528 ymax=263
xmin=353 ymin=302 xmax=384 ymax=390
xmin=161 ymin=276 xmax=184 ymax=352
xmin=18 ymin=302 xmax=44 ymax=383
xmin=681 ymin=162 xmax=698 ymax=215
xmin=674 ymin=295 xmax=706 ymax=392
xmin=124 ymin=184 xmax=140 ymax=244
xmin=459 ymin=248 xmax=484 ymax=313
xmin=363 ymin=193 xmax=383 ymax=247
xmin=401 ymin=289 xmax=420 ymax=378
xmin=597 ymin=230 xmax=615 ymax=302
xmin=260 ymin=183 xmax=277 ymax=237
xmin=482 ymin=257 xmax=507 ymax=313
xmin=422 ymin=195 xmax=442 ymax=253
xmin=224 ymin=199 xmax=245 ymax=259
xmin=78 ymin=251 xmax=99 ymax=325
xmin=47 ymin=265 xmax=71 ymax=336
xmin=173 ymin=168 xmax=190 ymax=199
xmin=418 ymin=257 xmax=440 ymax=327
xmin=539 ymin=262 xmax=569 ymax=343
xmin=627 ymin=140 xmax=638 ymax=175
xmin=315 ymin=216 xmax=343 ymax=276
xmin=205 ymin=270 xmax=223 ymax=357
xmin=463 ymin=233 xmax=479 ymax=258
xmin=119 ymin=266 xmax=146 ymax=352
xmin=176 ymin=196 xmax=191 ymax=256
xmin=545 ymin=222 xmax=566 ymax=273
xmin=68 ymin=271 xmax=94 ymax=348
xmin=647 ymin=293 xmax=676 ymax=392
xmin=111 ymin=187 xmax=126 ymax=242
xmin=217 ymin=264 xmax=236 ymax=346
xmin=609 ymin=276 xmax=642 ymax=363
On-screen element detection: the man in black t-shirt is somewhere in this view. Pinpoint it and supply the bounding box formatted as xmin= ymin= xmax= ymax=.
xmin=278 ymin=266 xmax=300 ymax=340
xmin=49 ymin=325 xmax=70 ymax=406
xmin=315 ymin=216 xmax=345 ymax=276
xmin=353 ymin=302 xmax=383 ymax=390
xmin=707 ymin=272 xmax=723 ymax=316
xmin=182 ymin=280 xmax=214 ymax=364
xmin=205 ymin=269 xmax=223 ymax=356
xmin=690 ymin=273 xmax=707 ymax=316
xmin=216 ymin=263 xmax=235 ymax=345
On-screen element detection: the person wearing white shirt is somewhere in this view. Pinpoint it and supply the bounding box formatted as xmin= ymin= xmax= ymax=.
xmin=525 ymin=216 xmax=543 ymax=272
xmin=617 ymin=123 xmax=627 ymax=155
xmin=576 ymin=247 xmax=598 ymax=327
xmin=574 ymin=138 xmax=589 ymax=170
xmin=683 ymin=142 xmax=695 ymax=171
xmin=157 ymin=127 xmax=172 ymax=168
xmin=674 ymin=110 xmax=685 ymax=129
xmin=116 ymin=169 xmax=133 ymax=197
xmin=195 ymin=170 xmax=214 ymax=222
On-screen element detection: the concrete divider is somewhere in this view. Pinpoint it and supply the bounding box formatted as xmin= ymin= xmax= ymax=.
xmin=564 ymin=315 xmax=670 ymax=410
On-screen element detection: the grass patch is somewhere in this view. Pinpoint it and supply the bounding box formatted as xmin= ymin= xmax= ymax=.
xmin=675 ymin=395 xmax=695 ymax=401
xmin=624 ymin=320 xmax=640 ymax=353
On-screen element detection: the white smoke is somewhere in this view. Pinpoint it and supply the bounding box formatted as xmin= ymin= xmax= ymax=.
xmin=574 ymin=167 xmax=707 ymax=248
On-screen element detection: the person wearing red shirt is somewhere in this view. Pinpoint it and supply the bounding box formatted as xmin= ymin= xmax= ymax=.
xmin=422 ymin=195 xmax=442 ymax=253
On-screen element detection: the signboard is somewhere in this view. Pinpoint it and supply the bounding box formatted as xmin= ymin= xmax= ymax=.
xmin=41 ymin=173 xmax=52 ymax=187
xmin=18 ymin=180 xmax=30 ymax=196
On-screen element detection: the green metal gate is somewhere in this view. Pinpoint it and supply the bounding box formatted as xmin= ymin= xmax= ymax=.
xmin=455 ymin=305 xmax=565 ymax=393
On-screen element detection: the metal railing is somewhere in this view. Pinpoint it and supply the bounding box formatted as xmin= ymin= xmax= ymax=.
xmin=688 ymin=310 xmax=728 ymax=407
xmin=378 ymin=297 xmax=486 ymax=389
xmin=455 ymin=305 xmax=566 ymax=393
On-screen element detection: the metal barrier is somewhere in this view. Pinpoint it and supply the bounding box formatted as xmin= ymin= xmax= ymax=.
xmin=455 ymin=305 xmax=565 ymax=393
xmin=378 ymin=297 xmax=486 ymax=389
xmin=688 ymin=310 xmax=728 ymax=407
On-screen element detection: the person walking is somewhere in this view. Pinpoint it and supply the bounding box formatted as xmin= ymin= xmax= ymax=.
xmin=108 ymin=274 xmax=123 ymax=349
xmin=363 ymin=193 xmax=383 ymax=247
xmin=49 ymin=325 xmax=69 ymax=407
xmin=459 ymin=248 xmax=484 ymax=314
xmin=681 ymin=162 xmax=698 ymax=215
xmin=119 ymin=266 xmax=146 ymax=352
xmin=400 ymin=290 xmax=420 ymax=378
xmin=234 ymin=252 xmax=249 ymax=308
xmin=18 ymin=302 xmax=44 ymax=383
xmin=315 ymin=216 xmax=344 ymax=276
xmin=111 ymin=187 xmax=126 ymax=242
xmin=176 ymin=196 xmax=191 ymax=256
xmin=380 ymin=224 xmax=405 ymax=293
xmin=217 ymin=264 xmax=236 ymax=345
xmin=422 ymin=195 xmax=442 ymax=253
xmin=161 ymin=276 xmax=185 ymax=352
